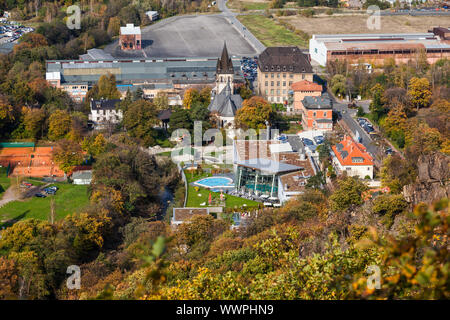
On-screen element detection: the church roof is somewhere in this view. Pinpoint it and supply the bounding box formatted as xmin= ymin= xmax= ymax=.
xmin=216 ymin=42 xmax=234 ymax=75
xmin=208 ymin=83 xmax=243 ymax=117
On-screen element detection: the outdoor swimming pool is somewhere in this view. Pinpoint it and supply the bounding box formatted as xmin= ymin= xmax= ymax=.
xmin=194 ymin=177 xmax=234 ymax=189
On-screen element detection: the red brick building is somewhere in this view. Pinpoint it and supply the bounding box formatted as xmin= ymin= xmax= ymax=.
xmin=119 ymin=24 xmax=141 ymax=50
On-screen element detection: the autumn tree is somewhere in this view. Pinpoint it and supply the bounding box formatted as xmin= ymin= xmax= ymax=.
xmin=81 ymin=133 xmax=107 ymax=157
xmin=408 ymin=77 xmax=432 ymax=111
xmin=0 ymin=257 xmax=19 ymax=299
xmin=380 ymin=154 xmax=416 ymax=193
xmin=183 ymin=88 xmax=200 ymax=109
xmin=86 ymin=74 xmax=121 ymax=103
xmin=22 ymin=107 xmax=46 ymax=140
xmin=48 ymin=109 xmax=71 ymax=141
xmin=122 ymin=99 xmax=159 ymax=146
xmin=53 ymin=139 xmax=84 ymax=173
xmin=235 ymin=96 xmax=274 ymax=130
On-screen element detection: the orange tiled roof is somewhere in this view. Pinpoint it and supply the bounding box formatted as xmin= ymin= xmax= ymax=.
xmin=291 ymin=80 xmax=322 ymax=92
xmin=332 ymin=136 xmax=373 ymax=166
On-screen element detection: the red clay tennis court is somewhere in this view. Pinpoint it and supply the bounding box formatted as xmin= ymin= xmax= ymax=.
xmin=0 ymin=145 xmax=65 ymax=178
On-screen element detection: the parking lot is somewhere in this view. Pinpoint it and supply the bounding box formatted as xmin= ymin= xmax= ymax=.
xmin=0 ymin=22 xmax=34 ymax=53
xmin=240 ymin=56 xmax=258 ymax=84
xmin=104 ymin=14 xmax=258 ymax=58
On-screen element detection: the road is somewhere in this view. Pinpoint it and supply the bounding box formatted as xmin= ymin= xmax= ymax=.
xmin=218 ymin=0 xmax=266 ymax=54
xmin=330 ymin=95 xmax=383 ymax=166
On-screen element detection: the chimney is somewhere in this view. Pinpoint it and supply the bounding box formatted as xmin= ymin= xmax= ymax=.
xmin=265 ymin=121 xmax=271 ymax=140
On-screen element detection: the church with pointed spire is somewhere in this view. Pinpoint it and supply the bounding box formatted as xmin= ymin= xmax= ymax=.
xmin=215 ymin=42 xmax=235 ymax=94
xmin=208 ymin=43 xmax=242 ymax=128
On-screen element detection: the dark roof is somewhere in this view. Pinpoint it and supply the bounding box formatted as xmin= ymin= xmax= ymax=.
xmin=258 ymin=47 xmax=313 ymax=73
xmin=302 ymin=94 xmax=333 ymax=110
xmin=158 ymin=109 xmax=172 ymax=121
xmin=216 ymin=42 xmax=234 ymax=75
xmin=208 ymin=82 xmax=243 ymax=117
xmin=90 ymin=99 xmax=121 ymax=111
xmin=286 ymin=135 xmax=305 ymax=153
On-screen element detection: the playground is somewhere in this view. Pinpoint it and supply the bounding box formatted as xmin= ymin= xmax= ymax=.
xmin=0 ymin=142 xmax=64 ymax=178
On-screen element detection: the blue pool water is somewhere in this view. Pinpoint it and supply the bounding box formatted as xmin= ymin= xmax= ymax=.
xmin=194 ymin=177 xmax=233 ymax=188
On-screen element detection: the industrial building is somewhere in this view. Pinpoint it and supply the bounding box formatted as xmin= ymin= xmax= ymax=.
xmin=45 ymin=55 xmax=244 ymax=102
xmin=309 ymin=29 xmax=450 ymax=67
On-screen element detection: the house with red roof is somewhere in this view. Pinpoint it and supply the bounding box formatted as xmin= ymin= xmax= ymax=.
xmin=331 ymin=135 xmax=374 ymax=179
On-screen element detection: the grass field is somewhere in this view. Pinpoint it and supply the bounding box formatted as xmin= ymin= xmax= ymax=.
xmin=0 ymin=167 xmax=10 ymax=199
xmin=185 ymin=171 xmax=259 ymax=209
xmin=0 ymin=182 xmax=90 ymax=228
xmin=280 ymin=15 xmax=450 ymax=35
xmin=237 ymin=14 xmax=308 ymax=47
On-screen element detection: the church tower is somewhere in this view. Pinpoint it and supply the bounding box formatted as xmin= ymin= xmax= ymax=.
xmin=215 ymin=42 xmax=234 ymax=94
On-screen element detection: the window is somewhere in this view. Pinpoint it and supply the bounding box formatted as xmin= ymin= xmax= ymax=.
xmin=276 ymin=89 xmax=280 ymax=94
xmin=290 ymin=74 xmax=293 ymax=79
xmin=265 ymin=81 xmax=268 ymax=86
xmin=265 ymin=74 xmax=268 ymax=78
xmin=313 ymin=112 xmax=316 ymax=117
xmin=277 ymin=73 xmax=280 ymax=78
xmin=271 ymin=73 xmax=274 ymax=78
xmin=282 ymin=81 xmax=286 ymax=87
xmin=324 ymin=112 xmax=327 ymax=117
xmin=271 ymin=81 xmax=274 ymax=86
xmin=289 ymin=81 xmax=293 ymax=86
xmin=270 ymin=89 xmax=274 ymax=94
xmin=276 ymin=81 xmax=280 ymax=86
xmin=302 ymin=74 xmax=305 ymax=79
xmin=265 ymin=89 xmax=268 ymax=94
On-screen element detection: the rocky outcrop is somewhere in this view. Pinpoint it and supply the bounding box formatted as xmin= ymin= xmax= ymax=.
xmin=403 ymin=153 xmax=450 ymax=205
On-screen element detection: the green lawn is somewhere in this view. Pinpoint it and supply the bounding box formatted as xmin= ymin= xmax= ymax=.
xmin=237 ymin=14 xmax=307 ymax=47
xmin=0 ymin=167 xmax=11 ymax=199
xmin=185 ymin=171 xmax=259 ymax=209
xmin=241 ymin=2 xmax=269 ymax=10
xmin=0 ymin=182 xmax=90 ymax=228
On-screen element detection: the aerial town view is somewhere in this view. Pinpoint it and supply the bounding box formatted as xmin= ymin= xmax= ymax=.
xmin=0 ymin=0 xmax=448 ymax=310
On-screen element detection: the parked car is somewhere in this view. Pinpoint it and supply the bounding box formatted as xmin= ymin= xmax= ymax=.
xmin=301 ymin=138 xmax=314 ymax=146
xmin=35 ymin=193 xmax=46 ymax=198
xmin=385 ymin=147 xmax=394 ymax=155
xmin=313 ymin=136 xmax=324 ymax=145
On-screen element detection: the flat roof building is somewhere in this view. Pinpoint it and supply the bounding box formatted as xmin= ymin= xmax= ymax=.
xmin=309 ymin=30 xmax=450 ymax=66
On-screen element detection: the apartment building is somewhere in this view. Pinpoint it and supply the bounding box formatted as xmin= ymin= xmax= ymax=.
xmin=257 ymin=47 xmax=313 ymax=104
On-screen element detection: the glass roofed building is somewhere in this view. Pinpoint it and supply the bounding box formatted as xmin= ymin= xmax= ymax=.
xmin=232 ymin=137 xmax=318 ymax=203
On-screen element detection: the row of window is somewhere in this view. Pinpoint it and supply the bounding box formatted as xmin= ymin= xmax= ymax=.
xmin=265 ymin=89 xmax=288 ymax=95
xmin=264 ymin=81 xmax=293 ymax=87
xmin=264 ymin=73 xmax=295 ymax=79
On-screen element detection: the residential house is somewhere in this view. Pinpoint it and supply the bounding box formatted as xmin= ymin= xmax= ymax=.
xmin=301 ymin=94 xmax=333 ymax=131
xmin=331 ymin=135 xmax=374 ymax=179
xmin=89 ymin=99 xmax=123 ymax=129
